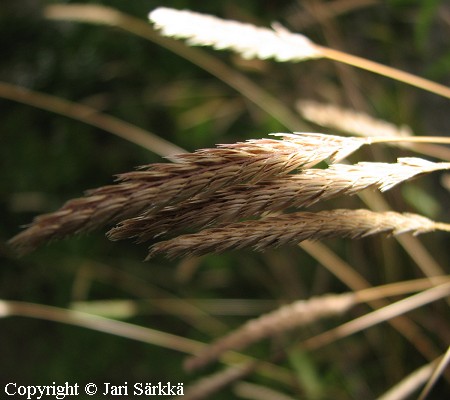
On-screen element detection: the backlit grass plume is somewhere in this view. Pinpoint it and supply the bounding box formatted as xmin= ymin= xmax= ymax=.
xmin=297 ymin=100 xmax=412 ymax=138
xmin=149 ymin=7 xmax=450 ymax=99
xmin=149 ymin=7 xmax=323 ymax=62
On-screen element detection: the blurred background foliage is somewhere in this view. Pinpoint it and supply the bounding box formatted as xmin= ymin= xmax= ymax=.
xmin=1 ymin=0 xmax=449 ymax=399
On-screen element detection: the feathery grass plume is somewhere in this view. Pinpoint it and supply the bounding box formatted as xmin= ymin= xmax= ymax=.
xmin=185 ymin=278 xmax=450 ymax=374
xmin=297 ymin=100 xmax=412 ymax=138
xmin=149 ymin=8 xmax=450 ymax=99
xmin=148 ymin=209 xmax=450 ymax=259
xmin=108 ymin=158 xmax=450 ymax=242
xmin=297 ymin=100 xmax=450 ymax=161
xmin=185 ymin=293 xmax=355 ymax=372
xmin=9 ymin=133 xmax=363 ymax=255
xmin=149 ymin=7 xmax=323 ymax=62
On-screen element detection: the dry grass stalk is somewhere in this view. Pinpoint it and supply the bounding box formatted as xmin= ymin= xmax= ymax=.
xmin=185 ymin=276 xmax=450 ymax=370
xmin=184 ymin=277 xmax=450 ymax=372
xmin=301 ymin=282 xmax=450 ymax=352
xmin=297 ymin=99 xmax=412 ymax=138
xmin=182 ymin=363 xmax=257 ymax=400
xmin=108 ymin=157 xmax=450 ymax=242
xmin=0 ymin=300 xmax=203 ymax=355
xmin=0 ymin=81 xmax=185 ymax=157
xmin=185 ymin=293 xmax=355 ymax=371
xmin=377 ymin=358 xmax=440 ymax=400
xmin=149 ymin=8 xmax=323 ymax=62
xmin=44 ymin=4 xmax=305 ymax=131
xmin=417 ymin=346 xmax=450 ymax=400
xmin=10 ymin=133 xmax=360 ymax=254
xmin=148 ymin=209 xmax=450 ymax=259
xmin=182 ymin=277 xmax=450 ymax=396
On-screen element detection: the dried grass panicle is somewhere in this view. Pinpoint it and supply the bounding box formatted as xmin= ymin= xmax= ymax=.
xmin=297 ymin=100 xmax=413 ymax=138
xmin=149 ymin=7 xmax=323 ymax=61
xmin=148 ymin=209 xmax=449 ymax=259
xmin=185 ymin=293 xmax=355 ymax=372
xmin=9 ymin=133 xmax=361 ymax=254
xmin=108 ymin=158 xmax=450 ymax=242
xmin=148 ymin=7 xmax=450 ymax=100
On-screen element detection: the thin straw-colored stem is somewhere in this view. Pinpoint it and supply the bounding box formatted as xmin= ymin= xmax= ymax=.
xmin=377 ymin=357 xmax=440 ymax=400
xmin=44 ymin=4 xmax=304 ymax=131
xmin=185 ymin=276 xmax=450 ymax=371
xmin=300 ymin=241 xmax=442 ymax=363
xmin=182 ymin=364 xmax=257 ymax=400
xmin=302 ymin=282 xmax=450 ymax=351
xmin=354 ymin=276 xmax=450 ymax=303
xmin=367 ymin=136 xmax=450 ymax=145
xmin=320 ymin=47 xmax=450 ymax=100
xmin=417 ymin=346 xmax=450 ymax=400
xmin=183 ymin=277 xmax=450 ymax=398
xmin=0 ymin=299 xmax=292 ymax=385
xmin=0 ymin=81 xmax=184 ymax=157
xmin=79 ymin=260 xmax=228 ymax=335
xmin=0 ymin=300 xmax=202 ymax=354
